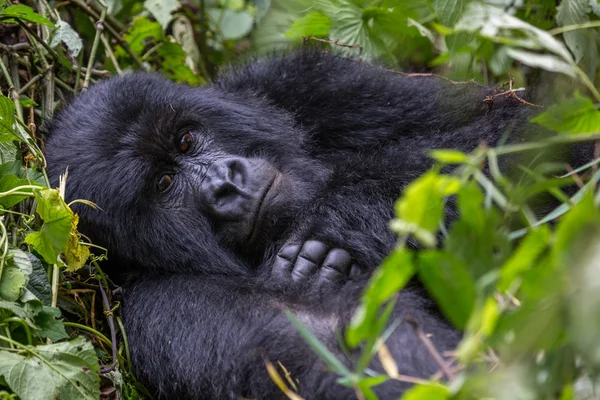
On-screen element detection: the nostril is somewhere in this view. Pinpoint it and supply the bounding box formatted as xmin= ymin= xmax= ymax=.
xmin=216 ymin=183 xmax=236 ymax=199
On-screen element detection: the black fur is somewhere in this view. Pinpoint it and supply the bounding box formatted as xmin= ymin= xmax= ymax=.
xmin=44 ymin=51 xmax=575 ymax=399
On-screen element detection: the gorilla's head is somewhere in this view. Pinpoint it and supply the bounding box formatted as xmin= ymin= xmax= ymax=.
xmin=45 ymin=73 xmax=326 ymax=276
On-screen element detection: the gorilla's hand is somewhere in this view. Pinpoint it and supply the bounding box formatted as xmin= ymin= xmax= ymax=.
xmin=272 ymin=240 xmax=360 ymax=287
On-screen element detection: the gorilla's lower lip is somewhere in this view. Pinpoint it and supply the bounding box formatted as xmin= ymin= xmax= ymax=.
xmin=246 ymin=173 xmax=277 ymax=245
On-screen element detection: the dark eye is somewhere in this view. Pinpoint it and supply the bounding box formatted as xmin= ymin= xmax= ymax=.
xmin=157 ymin=175 xmax=173 ymax=192
xmin=179 ymin=131 xmax=193 ymax=153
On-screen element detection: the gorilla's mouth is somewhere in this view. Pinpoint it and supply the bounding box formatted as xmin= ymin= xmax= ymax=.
xmin=246 ymin=173 xmax=278 ymax=246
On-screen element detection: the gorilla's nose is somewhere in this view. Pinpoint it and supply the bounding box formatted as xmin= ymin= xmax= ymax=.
xmin=201 ymin=157 xmax=252 ymax=220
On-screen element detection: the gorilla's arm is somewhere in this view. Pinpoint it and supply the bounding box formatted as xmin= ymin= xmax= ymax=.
xmin=122 ymin=274 xmax=459 ymax=399
xmin=217 ymin=51 xmax=532 ymax=153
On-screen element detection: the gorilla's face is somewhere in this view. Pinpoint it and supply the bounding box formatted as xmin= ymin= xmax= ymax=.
xmin=45 ymin=74 xmax=327 ymax=275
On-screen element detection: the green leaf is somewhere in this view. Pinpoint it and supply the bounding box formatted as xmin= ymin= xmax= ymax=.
xmin=428 ymin=149 xmax=469 ymax=164
xmin=18 ymin=95 xmax=37 ymax=107
xmin=0 ymin=5 xmax=55 ymax=27
xmin=156 ymin=39 xmax=204 ymax=85
xmin=499 ymin=226 xmax=551 ymax=291
xmin=0 ymin=265 xmax=25 ymax=302
xmin=34 ymin=306 xmax=68 ymax=341
xmin=402 ymin=383 xmax=449 ymax=399
xmin=25 ymin=189 xmax=72 ymax=265
xmin=0 ymin=336 xmax=100 ymax=400
xmin=556 ymin=0 xmax=593 ymax=63
xmin=0 ymin=249 xmax=33 ymax=302
xmin=347 ymin=249 xmax=415 ymax=347
xmin=418 ymin=251 xmax=475 ymax=329
xmin=208 ymin=8 xmax=254 ymax=40
xmin=24 ymin=252 xmax=52 ymax=306
xmin=284 ymin=10 xmax=331 ymax=38
xmin=144 ymin=0 xmax=180 ymax=28
xmin=64 ymin=214 xmax=90 ymax=272
xmin=531 ymin=92 xmax=600 ymax=135
xmin=446 ymin=182 xmax=510 ymax=279
xmin=407 ymin=17 xmax=434 ymax=43
xmin=0 ymin=95 xmax=18 ymax=143
xmin=0 ymin=300 xmax=37 ymax=328
xmin=392 ymin=171 xmax=460 ymax=247
xmin=430 ymin=0 xmax=469 ymax=26
xmin=506 ymin=48 xmax=576 ymax=77
xmin=315 ymin=0 xmax=391 ymax=62
xmin=119 ymin=16 xmax=162 ymax=57
xmin=454 ymin=2 xmax=573 ymax=61
xmin=0 ymin=174 xmax=39 ymax=208
xmin=49 ymin=20 xmax=83 ymax=57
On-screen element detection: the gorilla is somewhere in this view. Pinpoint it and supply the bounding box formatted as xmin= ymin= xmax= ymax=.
xmin=44 ymin=50 xmax=567 ymax=399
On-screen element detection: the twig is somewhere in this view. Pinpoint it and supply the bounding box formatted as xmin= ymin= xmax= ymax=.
xmin=100 ymin=33 xmax=122 ymax=75
xmin=16 ymin=21 xmax=59 ymax=62
xmin=71 ymin=0 xmax=147 ymax=70
xmin=0 ymin=43 xmax=31 ymax=52
xmin=405 ymin=315 xmax=455 ymax=381
xmin=17 ymin=65 xmax=53 ymax=95
xmin=98 ymin=281 xmax=118 ymax=373
xmin=483 ymin=78 xmax=543 ymax=109
xmin=305 ymin=36 xmax=362 ymax=49
xmin=83 ymin=4 xmax=106 ymax=91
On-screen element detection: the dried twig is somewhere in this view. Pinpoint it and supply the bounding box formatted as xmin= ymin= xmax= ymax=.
xmin=405 ymin=315 xmax=455 ymax=381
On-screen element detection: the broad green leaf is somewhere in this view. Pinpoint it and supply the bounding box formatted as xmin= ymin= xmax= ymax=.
xmin=18 ymin=95 xmax=37 ymax=107
xmin=407 ymin=17 xmax=434 ymax=43
xmin=0 ymin=95 xmax=18 ymax=143
xmin=355 ymin=375 xmax=388 ymax=400
xmin=499 ymin=226 xmax=551 ymax=291
xmin=347 ymin=250 xmax=415 ymax=347
xmin=0 ymin=336 xmax=100 ymax=400
xmin=34 ymin=306 xmax=68 ymax=341
xmin=208 ymin=8 xmax=254 ymax=40
xmin=24 ymin=252 xmax=52 ymax=306
xmin=144 ymin=0 xmax=180 ymax=28
xmin=428 ymin=149 xmax=469 ymax=164
xmin=430 ymin=0 xmax=468 ymax=25
xmin=454 ymin=2 xmax=573 ymax=61
xmin=0 ymin=265 xmax=25 ymax=302
xmin=506 ymin=48 xmax=576 ymax=77
xmin=392 ymin=171 xmax=460 ymax=247
xmin=0 ymin=174 xmax=39 ymax=208
xmin=315 ymin=0 xmax=390 ymax=61
xmin=64 ymin=214 xmax=90 ymax=272
xmin=0 ymin=5 xmax=55 ymax=27
xmin=49 ymin=20 xmax=83 ymax=57
xmin=285 ymin=10 xmax=331 ymax=38
xmin=402 ymin=383 xmax=449 ymax=400
xmin=25 ymin=189 xmax=72 ymax=265
xmin=156 ymin=39 xmax=204 ymax=85
xmin=556 ymin=0 xmax=593 ymax=63
xmin=418 ymin=251 xmax=475 ymax=329
xmin=446 ymin=182 xmax=510 ymax=279
xmin=252 ymin=0 xmax=313 ymax=52
xmin=119 ymin=16 xmax=162 ymax=57
xmin=531 ymin=92 xmax=600 ymax=135
xmin=0 ymin=300 xmax=37 ymax=328
xmin=0 ymin=249 xmax=34 ymax=302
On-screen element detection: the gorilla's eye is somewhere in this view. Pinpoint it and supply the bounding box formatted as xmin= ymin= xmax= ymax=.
xmin=179 ymin=132 xmax=193 ymax=153
xmin=157 ymin=175 xmax=173 ymax=192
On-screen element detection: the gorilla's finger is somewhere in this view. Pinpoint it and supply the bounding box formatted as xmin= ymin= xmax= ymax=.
xmin=272 ymin=243 xmax=302 ymax=281
xmin=319 ymin=249 xmax=352 ymax=283
xmin=292 ymin=241 xmax=328 ymax=282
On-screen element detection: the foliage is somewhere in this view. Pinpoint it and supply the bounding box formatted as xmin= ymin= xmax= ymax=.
xmin=0 ymin=0 xmax=599 ymax=399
